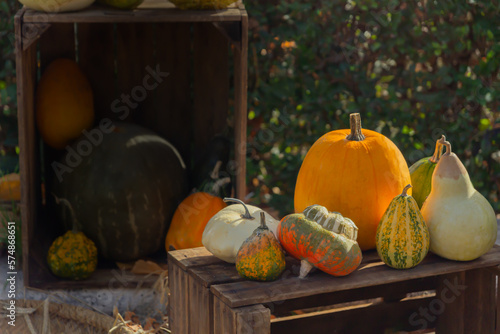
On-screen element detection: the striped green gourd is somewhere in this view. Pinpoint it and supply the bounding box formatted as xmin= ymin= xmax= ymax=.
xmin=409 ymin=136 xmax=445 ymax=208
xmin=376 ymin=184 xmax=430 ymax=269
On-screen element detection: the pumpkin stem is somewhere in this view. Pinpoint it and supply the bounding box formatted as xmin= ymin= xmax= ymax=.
xmin=52 ymin=193 xmax=81 ymax=233
xmin=223 ymin=198 xmax=255 ymax=220
xmin=438 ymin=136 xmax=452 ymax=155
xmin=259 ymin=212 xmax=269 ymax=230
xmin=299 ymin=259 xmax=315 ymax=279
xmin=429 ymin=135 xmax=445 ymax=163
xmin=401 ymin=184 xmax=412 ymax=197
xmin=346 ymin=113 xmax=365 ymax=141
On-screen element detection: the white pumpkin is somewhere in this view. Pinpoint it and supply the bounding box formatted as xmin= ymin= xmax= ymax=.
xmin=202 ymin=198 xmax=279 ymax=263
xmin=18 ymin=0 xmax=95 ymax=13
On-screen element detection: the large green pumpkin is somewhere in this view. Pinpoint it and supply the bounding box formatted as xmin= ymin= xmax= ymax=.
xmin=53 ymin=122 xmax=188 ymax=261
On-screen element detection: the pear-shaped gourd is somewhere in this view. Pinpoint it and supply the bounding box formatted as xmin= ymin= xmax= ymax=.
xmin=409 ymin=136 xmax=445 ymax=208
xmin=421 ymin=138 xmax=497 ymax=261
xmin=376 ymin=184 xmax=430 ymax=269
xmin=236 ymin=212 xmax=286 ymax=281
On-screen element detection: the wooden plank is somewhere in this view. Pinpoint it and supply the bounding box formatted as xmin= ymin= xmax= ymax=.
xmin=190 ymin=262 xmax=244 ymax=288
xmin=141 ymin=22 xmax=192 ymax=164
xmin=436 ymin=268 xmax=496 ymax=334
xmin=22 ymin=3 xmax=243 ymax=24
xmin=188 ymin=274 xmax=213 ymax=334
xmin=192 ymin=22 xmax=229 ymax=162
xmin=15 ymin=10 xmax=38 ymax=288
xmin=77 ymin=23 xmax=116 ymax=120
xmin=213 ymin=296 xmax=270 ymax=334
xmin=168 ymin=247 xmax=223 ymax=271
xmin=271 ymin=296 xmax=436 ymax=334
xmin=116 ymin=22 xmax=155 ymax=123
xmin=233 ymin=13 xmax=248 ymax=199
xmin=235 ymin=304 xmax=271 ymax=334
xmin=168 ymin=261 xmax=190 ymax=333
xmin=212 ymin=246 xmax=500 ymax=308
xmin=271 ymin=276 xmax=437 ymax=316
xmin=39 ymin=23 xmax=75 ymax=71
xmin=21 ymin=23 xmax=49 ymax=51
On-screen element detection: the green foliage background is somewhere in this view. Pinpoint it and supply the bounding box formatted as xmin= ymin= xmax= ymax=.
xmin=0 ymin=0 xmax=21 ymax=174
xmin=245 ymin=0 xmax=500 ymax=215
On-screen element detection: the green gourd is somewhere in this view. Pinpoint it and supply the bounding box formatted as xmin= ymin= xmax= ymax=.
xmin=409 ymin=136 xmax=445 ymax=208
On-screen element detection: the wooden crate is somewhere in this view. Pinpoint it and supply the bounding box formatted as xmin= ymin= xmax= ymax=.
xmin=15 ymin=0 xmax=248 ymax=289
xmin=168 ymin=245 xmax=500 ymax=334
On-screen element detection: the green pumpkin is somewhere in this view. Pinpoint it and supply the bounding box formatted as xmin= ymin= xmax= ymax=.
xmin=236 ymin=212 xmax=286 ymax=282
xmin=47 ymin=197 xmax=97 ymax=280
xmin=376 ymin=185 xmax=430 ymax=269
xmin=409 ymin=136 xmax=444 ymax=208
xmin=53 ymin=122 xmax=188 ymax=261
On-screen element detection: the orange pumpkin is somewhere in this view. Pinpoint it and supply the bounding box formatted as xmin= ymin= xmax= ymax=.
xmin=165 ymin=192 xmax=226 ymax=251
xmin=0 ymin=173 xmax=21 ymax=201
xmin=294 ymin=113 xmax=411 ymax=250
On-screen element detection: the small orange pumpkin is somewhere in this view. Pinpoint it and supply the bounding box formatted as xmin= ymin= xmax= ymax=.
xmin=294 ymin=113 xmax=412 ymax=250
xmin=0 ymin=173 xmax=21 ymax=201
xmin=165 ymin=192 xmax=226 ymax=251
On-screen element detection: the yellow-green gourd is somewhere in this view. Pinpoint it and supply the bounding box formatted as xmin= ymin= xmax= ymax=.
xmin=236 ymin=212 xmax=286 ymax=281
xmin=47 ymin=196 xmax=98 ymax=280
xmin=376 ymin=184 xmax=430 ymax=269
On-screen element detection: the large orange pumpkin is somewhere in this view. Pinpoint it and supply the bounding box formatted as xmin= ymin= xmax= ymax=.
xmin=294 ymin=113 xmax=411 ymax=250
xmin=165 ymin=192 xmax=226 ymax=251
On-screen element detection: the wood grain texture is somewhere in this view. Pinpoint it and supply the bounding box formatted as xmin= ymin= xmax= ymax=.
xmin=188 ymin=274 xmax=213 ymax=334
xmin=168 ymin=247 xmax=223 ymax=271
xmin=168 ymin=261 xmax=190 ymax=333
xmin=233 ymin=12 xmax=247 ymax=199
xmin=190 ymin=262 xmax=244 ymax=288
xmin=116 ymin=22 xmax=154 ymax=123
xmin=213 ymin=296 xmax=270 ymax=334
xmin=436 ymin=268 xmax=496 ymax=334
xmin=39 ymin=23 xmax=75 ymax=72
xmin=22 ymin=1 xmax=244 ymax=24
xmin=193 ymin=22 xmax=229 ymax=162
xmin=212 ymin=246 xmax=500 ymax=308
xmin=271 ymin=296 xmax=436 ymax=334
xmin=145 ymin=22 xmax=192 ymax=164
xmin=77 ymin=23 xmax=116 ymax=120
xmin=15 ymin=9 xmax=38 ymax=288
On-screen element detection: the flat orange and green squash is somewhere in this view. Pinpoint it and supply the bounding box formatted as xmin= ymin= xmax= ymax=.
xmin=278 ymin=205 xmax=362 ymax=278
xmin=376 ymin=184 xmax=430 ymax=269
